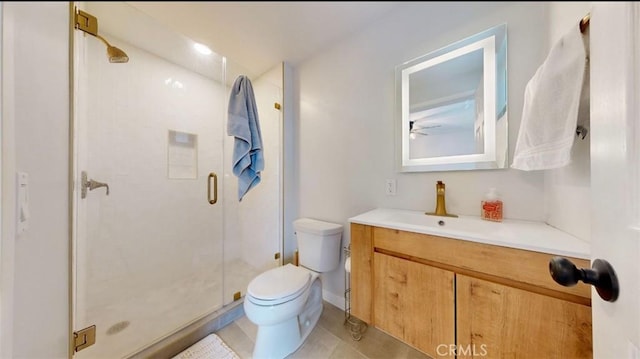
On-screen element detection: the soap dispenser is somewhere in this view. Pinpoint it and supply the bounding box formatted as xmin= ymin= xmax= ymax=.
xmin=481 ymin=188 xmax=503 ymax=222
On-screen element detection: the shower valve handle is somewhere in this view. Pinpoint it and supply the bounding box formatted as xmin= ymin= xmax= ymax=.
xmin=81 ymin=171 xmax=110 ymax=199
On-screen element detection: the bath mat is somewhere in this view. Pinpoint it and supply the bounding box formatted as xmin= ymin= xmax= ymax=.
xmin=172 ymin=333 xmax=240 ymax=359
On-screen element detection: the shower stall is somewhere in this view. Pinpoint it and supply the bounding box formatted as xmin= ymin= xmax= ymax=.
xmin=71 ymin=2 xmax=283 ymax=357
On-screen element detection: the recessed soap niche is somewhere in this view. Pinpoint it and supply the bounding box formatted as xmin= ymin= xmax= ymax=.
xmin=167 ymin=130 xmax=198 ymax=179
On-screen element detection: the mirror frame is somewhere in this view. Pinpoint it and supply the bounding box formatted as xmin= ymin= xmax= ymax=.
xmin=396 ymin=24 xmax=507 ymax=172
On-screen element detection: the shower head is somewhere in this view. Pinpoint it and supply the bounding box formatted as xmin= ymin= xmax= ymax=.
xmin=106 ymin=45 xmax=129 ymax=63
xmin=95 ymin=34 xmax=129 ymax=63
xmin=75 ymin=9 xmax=129 ymax=63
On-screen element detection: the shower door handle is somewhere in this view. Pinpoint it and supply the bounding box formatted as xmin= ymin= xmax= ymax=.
xmin=208 ymin=172 xmax=218 ymax=205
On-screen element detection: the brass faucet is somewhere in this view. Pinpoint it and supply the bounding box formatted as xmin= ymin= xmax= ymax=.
xmin=425 ymin=181 xmax=458 ymax=218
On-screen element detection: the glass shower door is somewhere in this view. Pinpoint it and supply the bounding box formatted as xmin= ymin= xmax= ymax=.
xmin=223 ymin=67 xmax=284 ymax=304
xmin=72 ymin=2 xmax=227 ymax=357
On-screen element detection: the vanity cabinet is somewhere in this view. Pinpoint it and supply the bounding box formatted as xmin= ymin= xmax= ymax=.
xmin=350 ymin=223 xmax=593 ymax=358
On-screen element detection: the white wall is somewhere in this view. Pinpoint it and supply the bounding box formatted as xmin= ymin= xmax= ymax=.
xmin=295 ymin=2 xmax=550 ymax=306
xmin=544 ymin=2 xmax=592 ymax=242
xmin=3 ymin=2 xmax=70 ymax=358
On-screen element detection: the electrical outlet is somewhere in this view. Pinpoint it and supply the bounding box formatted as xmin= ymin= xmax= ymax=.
xmin=385 ymin=179 xmax=397 ymax=196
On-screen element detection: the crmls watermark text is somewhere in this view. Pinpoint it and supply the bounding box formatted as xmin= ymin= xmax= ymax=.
xmin=436 ymin=344 xmax=488 ymax=357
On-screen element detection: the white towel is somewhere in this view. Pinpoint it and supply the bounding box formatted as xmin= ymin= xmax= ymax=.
xmin=511 ymin=24 xmax=587 ymax=171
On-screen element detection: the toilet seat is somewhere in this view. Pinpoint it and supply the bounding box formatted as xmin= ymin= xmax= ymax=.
xmin=247 ymin=264 xmax=311 ymax=306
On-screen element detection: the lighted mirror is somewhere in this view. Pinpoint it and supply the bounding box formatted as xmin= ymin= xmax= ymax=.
xmin=396 ymin=24 xmax=507 ymax=172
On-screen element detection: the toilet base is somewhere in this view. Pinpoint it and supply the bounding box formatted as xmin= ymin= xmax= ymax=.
xmin=253 ymin=316 xmax=301 ymax=359
xmin=252 ymin=278 xmax=323 ymax=359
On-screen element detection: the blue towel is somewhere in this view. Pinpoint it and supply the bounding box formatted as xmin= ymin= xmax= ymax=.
xmin=227 ymin=75 xmax=264 ymax=201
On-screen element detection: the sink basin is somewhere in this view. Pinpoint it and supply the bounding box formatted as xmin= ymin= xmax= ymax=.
xmin=377 ymin=210 xmax=496 ymax=232
xmin=348 ymin=208 xmax=590 ymax=259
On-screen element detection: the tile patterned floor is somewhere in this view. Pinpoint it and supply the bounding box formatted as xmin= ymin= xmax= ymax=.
xmin=216 ymin=301 xmax=432 ymax=359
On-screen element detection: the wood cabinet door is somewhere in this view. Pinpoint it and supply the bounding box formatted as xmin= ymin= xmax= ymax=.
xmin=456 ymin=275 xmax=592 ymax=359
xmin=350 ymin=223 xmax=373 ymax=323
xmin=373 ymin=252 xmax=455 ymax=357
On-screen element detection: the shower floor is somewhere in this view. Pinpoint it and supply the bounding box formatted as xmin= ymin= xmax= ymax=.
xmin=75 ymin=259 xmax=260 ymax=359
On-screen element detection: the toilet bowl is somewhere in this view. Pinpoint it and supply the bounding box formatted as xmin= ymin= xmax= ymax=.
xmin=244 ymin=264 xmax=323 ymax=358
xmin=243 ymin=218 xmax=343 ymax=359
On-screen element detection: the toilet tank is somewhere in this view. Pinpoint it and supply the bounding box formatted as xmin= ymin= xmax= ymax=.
xmin=294 ymin=218 xmax=343 ymax=272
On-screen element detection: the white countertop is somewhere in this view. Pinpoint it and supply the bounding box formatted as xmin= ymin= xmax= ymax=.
xmin=348 ymin=208 xmax=590 ymax=259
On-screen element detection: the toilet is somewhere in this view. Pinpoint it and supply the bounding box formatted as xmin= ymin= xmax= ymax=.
xmin=243 ymin=218 xmax=343 ymax=359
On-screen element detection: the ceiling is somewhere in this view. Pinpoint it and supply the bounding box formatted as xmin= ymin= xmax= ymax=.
xmin=127 ymin=1 xmax=400 ymax=76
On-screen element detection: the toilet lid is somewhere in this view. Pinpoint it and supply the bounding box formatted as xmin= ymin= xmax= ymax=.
xmin=247 ymin=264 xmax=311 ymax=301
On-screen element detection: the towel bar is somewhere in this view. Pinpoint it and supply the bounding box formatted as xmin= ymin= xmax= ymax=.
xmin=577 ymin=13 xmax=590 ymax=141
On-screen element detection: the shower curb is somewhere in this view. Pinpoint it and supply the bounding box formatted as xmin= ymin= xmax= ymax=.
xmin=127 ymin=299 xmax=245 ymax=359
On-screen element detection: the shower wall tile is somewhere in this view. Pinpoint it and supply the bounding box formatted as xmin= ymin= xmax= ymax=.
xmin=84 ymin=40 xmax=225 ymax=294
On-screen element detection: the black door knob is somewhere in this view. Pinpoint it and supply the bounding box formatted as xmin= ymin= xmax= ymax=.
xmin=549 ymin=256 xmax=619 ymax=302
